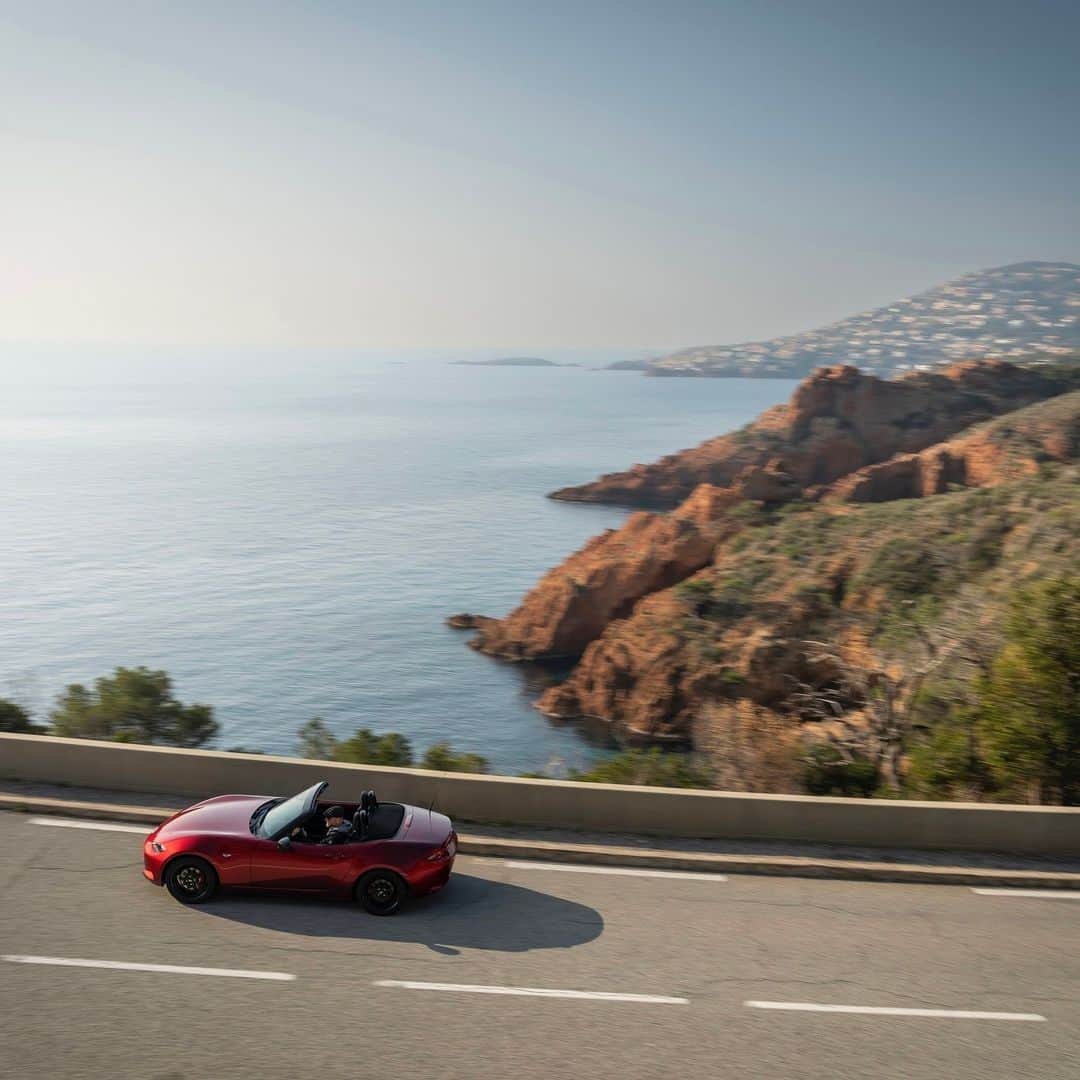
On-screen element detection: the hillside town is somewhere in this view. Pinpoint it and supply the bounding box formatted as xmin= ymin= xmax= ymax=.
xmin=645 ymin=261 xmax=1080 ymax=378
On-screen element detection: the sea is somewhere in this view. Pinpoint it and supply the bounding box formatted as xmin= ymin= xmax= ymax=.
xmin=0 ymin=348 xmax=797 ymax=775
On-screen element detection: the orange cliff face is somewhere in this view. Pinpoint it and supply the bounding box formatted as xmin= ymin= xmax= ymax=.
xmin=825 ymin=389 xmax=1080 ymax=503
xmin=467 ymin=484 xmax=740 ymax=660
xmin=548 ymin=360 xmax=1074 ymax=509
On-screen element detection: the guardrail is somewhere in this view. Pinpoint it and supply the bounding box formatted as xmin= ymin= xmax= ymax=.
xmin=2 ymin=733 xmax=1078 ymax=855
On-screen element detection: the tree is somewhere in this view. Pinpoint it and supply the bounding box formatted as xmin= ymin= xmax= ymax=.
xmin=298 ymin=717 xmax=338 ymax=760
xmin=977 ymin=576 xmax=1080 ymax=804
xmin=50 ymin=667 xmax=218 ymax=748
xmin=421 ymin=741 xmax=489 ymax=774
xmin=793 ymin=593 xmax=999 ymax=796
xmin=297 ymin=721 xmax=415 ymax=767
xmin=334 ymin=729 xmax=414 ymax=768
xmin=0 ymin=699 xmax=39 ymax=733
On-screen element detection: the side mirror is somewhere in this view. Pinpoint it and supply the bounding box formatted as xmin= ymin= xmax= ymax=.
xmin=277 ymin=836 xmax=292 ymax=851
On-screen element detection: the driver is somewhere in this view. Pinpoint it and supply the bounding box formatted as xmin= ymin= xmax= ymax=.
xmin=320 ymin=805 xmax=356 ymax=845
xmin=290 ymin=817 xmax=314 ymax=842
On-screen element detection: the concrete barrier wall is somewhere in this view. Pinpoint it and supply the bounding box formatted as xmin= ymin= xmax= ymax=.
xmin=2 ymin=733 xmax=1078 ymax=855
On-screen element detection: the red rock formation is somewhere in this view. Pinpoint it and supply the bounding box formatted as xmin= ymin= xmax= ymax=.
xmin=827 ymin=390 xmax=1080 ymax=503
xmin=469 ymin=484 xmax=740 ymax=660
xmin=550 ymin=361 xmax=1074 ymax=508
xmin=531 ymin=391 xmax=1080 ymax=782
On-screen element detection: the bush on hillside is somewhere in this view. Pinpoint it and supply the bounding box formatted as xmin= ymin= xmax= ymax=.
xmin=569 ymin=748 xmax=713 ymax=789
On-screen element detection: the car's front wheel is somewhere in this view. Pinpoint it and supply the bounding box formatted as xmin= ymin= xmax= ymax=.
xmin=355 ymin=870 xmax=405 ymax=915
xmin=165 ymin=856 xmax=218 ymax=904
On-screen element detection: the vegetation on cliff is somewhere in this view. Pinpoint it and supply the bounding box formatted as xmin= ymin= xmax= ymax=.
xmin=539 ymin=465 xmax=1080 ymax=802
xmin=909 ymin=575 xmax=1080 ymax=804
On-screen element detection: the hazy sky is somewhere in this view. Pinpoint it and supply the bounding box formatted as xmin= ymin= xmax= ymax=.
xmin=2 ymin=1 xmax=1078 ymax=351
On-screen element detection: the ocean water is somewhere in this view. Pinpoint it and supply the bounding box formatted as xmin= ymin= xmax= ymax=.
xmin=0 ymin=353 xmax=796 ymax=774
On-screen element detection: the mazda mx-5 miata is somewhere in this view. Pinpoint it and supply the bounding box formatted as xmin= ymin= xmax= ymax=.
xmin=143 ymin=781 xmax=456 ymax=915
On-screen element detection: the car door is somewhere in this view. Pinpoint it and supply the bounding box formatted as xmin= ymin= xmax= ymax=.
xmin=249 ymin=838 xmax=353 ymax=891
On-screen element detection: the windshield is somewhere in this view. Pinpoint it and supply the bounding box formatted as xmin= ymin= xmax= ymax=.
xmin=256 ymin=782 xmax=326 ymax=838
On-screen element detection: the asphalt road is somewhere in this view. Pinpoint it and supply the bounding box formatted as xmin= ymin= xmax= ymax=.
xmin=0 ymin=811 xmax=1077 ymax=1080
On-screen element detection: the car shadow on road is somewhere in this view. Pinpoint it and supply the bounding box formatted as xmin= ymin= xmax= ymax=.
xmin=194 ymin=873 xmax=604 ymax=954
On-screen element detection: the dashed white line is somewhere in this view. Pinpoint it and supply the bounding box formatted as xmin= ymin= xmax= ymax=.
xmin=3 ymin=955 xmax=295 ymax=982
xmin=503 ymin=860 xmax=725 ymax=881
xmin=27 ymin=817 xmax=150 ymax=835
xmin=745 ymin=1001 xmax=1046 ymax=1022
xmin=971 ymin=888 xmax=1080 ymax=899
xmin=375 ymin=980 xmax=687 ymax=1004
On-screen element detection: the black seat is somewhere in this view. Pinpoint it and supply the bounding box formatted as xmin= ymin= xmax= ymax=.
xmin=365 ymin=802 xmax=405 ymax=840
xmin=361 ymin=790 xmax=378 ymax=814
xmin=352 ymin=808 xmax=370 ymax=840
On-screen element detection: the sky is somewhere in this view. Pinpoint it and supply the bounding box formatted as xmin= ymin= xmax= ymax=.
xmin=1 ymin=0 xmax=1078 ymax=352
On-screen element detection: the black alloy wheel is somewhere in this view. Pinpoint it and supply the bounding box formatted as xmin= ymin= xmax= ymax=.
xmin=165 ymin=856 xmax=218 ymax=904
xmin=356 ymin=870 xmax=404 ymax=916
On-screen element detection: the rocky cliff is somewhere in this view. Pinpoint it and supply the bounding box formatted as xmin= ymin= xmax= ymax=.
xmin=466 ymin=484 xmax=740 ymax=660
xmin=550 ymin=360 xmax=1075 ymax=509
xmin=534 ymin=392 xmax=1080 ymax=790
xmin=456 ymin=365 xmax=1080 ymax=793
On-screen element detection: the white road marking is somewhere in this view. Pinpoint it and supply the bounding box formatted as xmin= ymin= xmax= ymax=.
xmin=503 ymin=860 xmax=725 ymax=881
xmin=28 ymin=817 xmax=150 ymax=835
xmin=745 ymin=1001 xmax=1046 ymax=1022
xmin=971 ymin=888 xmax=1080 ymax=899
xmin=3 ymin=955 xmax=295 ymax=982
xmin=375 ymin=980 xmax=687 ymax=1004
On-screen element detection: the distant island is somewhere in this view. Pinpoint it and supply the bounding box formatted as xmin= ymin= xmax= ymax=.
xmin=451 ymin=357 xmax=580 ymax=368
xmin=608 ymin=261 xmax=1080 ymax=379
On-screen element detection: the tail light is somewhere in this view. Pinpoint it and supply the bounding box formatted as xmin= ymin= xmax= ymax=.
xmin=426 ymin=835 xmax=456 ymax=862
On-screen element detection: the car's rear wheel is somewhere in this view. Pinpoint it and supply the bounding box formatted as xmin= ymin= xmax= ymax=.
xmin=165 ymin=856 xmax=218 ymax=904
xmin=355 ymin=870 xmax=405 ymax=916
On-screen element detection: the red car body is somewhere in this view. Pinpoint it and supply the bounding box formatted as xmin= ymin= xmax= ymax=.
xmin=143 ymin=781 xmax=456 ymax=912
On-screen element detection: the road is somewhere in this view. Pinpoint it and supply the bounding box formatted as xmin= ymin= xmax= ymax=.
xmin=0 ymin=810 xmax=1077 ymax=1079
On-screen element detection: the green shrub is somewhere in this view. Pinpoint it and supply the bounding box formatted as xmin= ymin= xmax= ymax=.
xmin=803 ymin=742 xmax=879 ymax=797
xmin=570 ymin=748 xmax=713 ymax=789
xmin=421 ymin=741 xmax=489 ymax=774
xmin=334 ymin=729 xmax=414 ymax=768
xmin=0 ymin=699 xmax=40 ymax=733
xmin=977 ymin=575 xmax=1080 ymax=804
xmin=297 ymin=721 xmax=488 ymax=774
xmin=906 ymin=709 xmax=988 ymax=798
xmin=858 ymin=538 xmax=939 ymax=598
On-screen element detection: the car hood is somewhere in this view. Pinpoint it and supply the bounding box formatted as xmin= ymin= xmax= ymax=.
xmin=153 ymin=794 xmax=269 ymax=840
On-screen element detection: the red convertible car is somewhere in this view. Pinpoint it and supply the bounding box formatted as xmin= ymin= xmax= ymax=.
xmin=143 ymin=781 xmax=456 ymax=915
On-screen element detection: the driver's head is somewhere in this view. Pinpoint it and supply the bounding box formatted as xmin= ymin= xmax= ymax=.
xmin=324 ymin=805 xmax=345 ymax=828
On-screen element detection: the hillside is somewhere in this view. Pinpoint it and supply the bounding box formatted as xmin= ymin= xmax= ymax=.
xmin=552 ymin=359 xmax=1078 ymax=509
xmin=454 ymin=370 xmax=1080 ymax=801
xmin=638 ymin=262 xmax=1080 ymax=379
